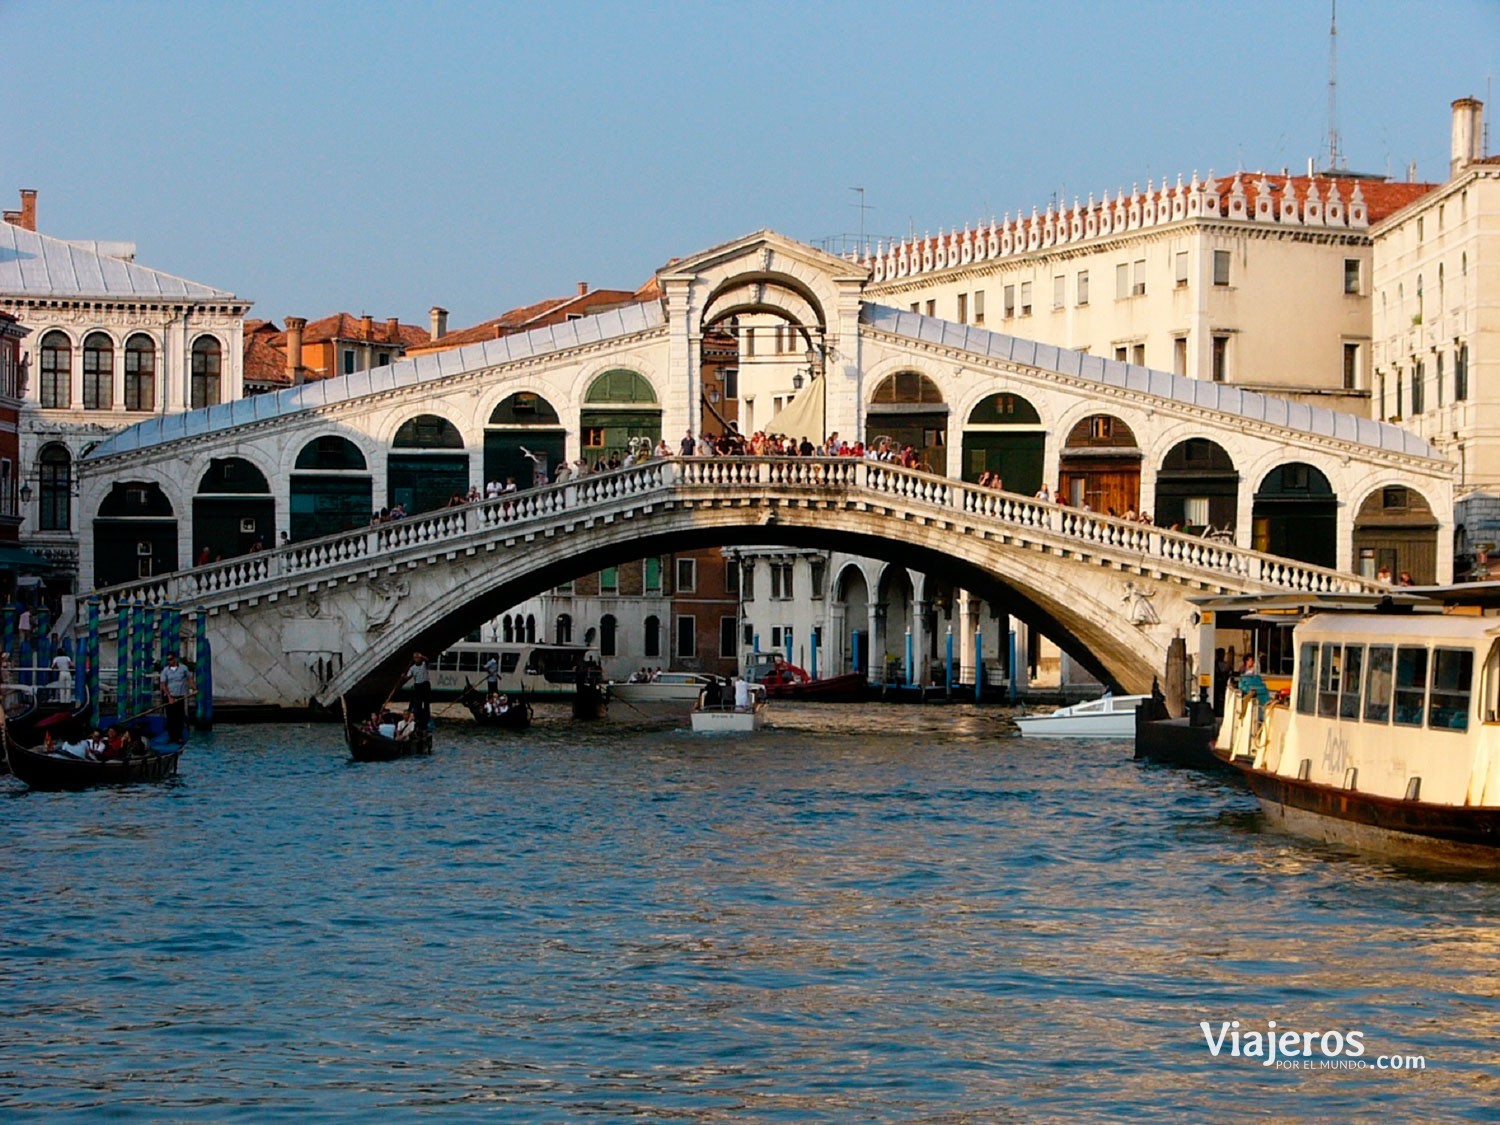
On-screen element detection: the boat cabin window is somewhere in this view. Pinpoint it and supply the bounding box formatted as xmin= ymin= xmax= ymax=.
xmin=1296 ymin=643 xmax=1318 ymax=715
xmin=1394 ymin=646 xmax=1429 ymax=727
xmin=1339 ymin=645 xmax=1364 ymax=720
xmin=1429 ymin=647 xmax=1473 ymax=732
xmin=1317 ymin=645 xmax=1342 ymax=718
xmin=437 ymin=650 xmax=459 ymax=671
xmin=1482 ymin=643 xmax=1500 ymax=724
xmin=456 ymin=650 xmax=480 ymax=672
xmin=501 ymin=652 xmax=520 ymax=674
xmin=1364 ymin=646 xmax=1393 ymax=724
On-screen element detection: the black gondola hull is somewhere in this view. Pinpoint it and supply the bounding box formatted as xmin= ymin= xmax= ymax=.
xmin=5 ymin=738 xmax=182 ymax=791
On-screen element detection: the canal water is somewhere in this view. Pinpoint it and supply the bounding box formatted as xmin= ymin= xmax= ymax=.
xmin=4 ymin=704 xmax=1496 ymax=1120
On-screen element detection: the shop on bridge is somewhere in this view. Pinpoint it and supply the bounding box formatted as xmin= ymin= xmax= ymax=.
xmin=388 ymin=414 xmax=468 ymax=515
xmin=866 ymin=371 xmax=947 ymax=475
xmin=1058 ymin=414 xmax=1141 ymax=516
xmin=484 ymin=392 xmax=566 ymax=491
xmin=290 ymin=436 xmax=372 ymax=541
xmin=960 ymin=392 xmax=1045 ymax=495
xmin=94 ymin=482 xmax=176 ymax=587
xmin=580 ymin=369 xmax=661 ymax=466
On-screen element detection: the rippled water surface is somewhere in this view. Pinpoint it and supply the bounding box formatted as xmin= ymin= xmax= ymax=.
xmin=5 ymin=704 xmax=1498 ymax=1120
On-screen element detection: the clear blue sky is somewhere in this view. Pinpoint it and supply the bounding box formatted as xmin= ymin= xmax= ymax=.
xmin=5 ymin=0 xmax=1496 ymax=331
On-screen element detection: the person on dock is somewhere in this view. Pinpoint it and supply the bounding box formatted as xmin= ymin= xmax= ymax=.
xmin=159 ymin=653 xmax=195 ymax=744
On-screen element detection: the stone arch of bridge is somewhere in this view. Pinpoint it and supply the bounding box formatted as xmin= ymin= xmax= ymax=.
xmin=321 ymin=508 xmax=1172 ymax=710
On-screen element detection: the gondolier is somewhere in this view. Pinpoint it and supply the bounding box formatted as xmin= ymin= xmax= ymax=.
xmin=484 ymin=654 xmax=499 ymax=695
xmin=159 ymin=653 xmax=195 ymax=744
xmin=404 ymin=651 xmax=432 ymax=726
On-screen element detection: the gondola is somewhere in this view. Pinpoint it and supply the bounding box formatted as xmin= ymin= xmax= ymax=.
xmin=572 ymin=677 xmax=608 ymax=720
xmin=4 ymin=707 xmax=183 ymax=792
xmin=342 ymin=698 xmax=433 ymax=762
xmin=457 ymin=680 xmax=533 ymax=729
xmin=3 ymin=682 xmax=91 ymax=748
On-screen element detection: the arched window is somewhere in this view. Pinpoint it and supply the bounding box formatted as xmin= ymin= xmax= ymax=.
xmin=644 ymin=615 xmax=660 ymax=658
xmin=83 ymin=332 xmax=113 ymax=410
xmin=871 ymin=371 xmax=944 ymax=404
xmin=393 ymin=414 xmax=464 ymax=448
xmin=124 ymin=334 xmax=156 ymax=412
xmin=503 ymin=617 xmax=514 ymax=643
xmin=191 ymin=336 xmax=222 ymax=409
xmin=39 ymin=331 xmax=71 ymax=408
xmin=295 ymin=435 xmax=367 ymax=471
xmin=526 ymin=615 xmax=536 ymax=644
xmin=585 ymin=369 xmax=657 ymax=404
xmin=38 ymin=444 xmax=72 ymax=531
xmin=556 ymin=613 xmax=573 ymax=644
xmin=600 ymin=614 xmax=617 ymax=657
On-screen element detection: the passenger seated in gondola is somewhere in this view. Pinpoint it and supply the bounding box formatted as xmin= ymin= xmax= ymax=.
xmin=86 ymin=729 xmax=106 ymax=761
xmin=124 ymin=727 xmax=149 ymax=757
xmin=53 ymin=734 xmax=91 ymax=759
xmin=100 ymin=726 xmax=127 ymax=761
xmin=376 ymin=711 xmax=399 ymax=739
xmin=395 ymin=713 xmax=415 ymax=740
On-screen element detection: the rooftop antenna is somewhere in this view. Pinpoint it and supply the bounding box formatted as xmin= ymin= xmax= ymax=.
xmin=850 ymin=187 xmax=872 ymax=255
xmin=1326 ymin=0 xmax=1344 ymax=171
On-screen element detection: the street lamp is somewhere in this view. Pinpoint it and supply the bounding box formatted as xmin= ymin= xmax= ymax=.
xmin=19 ymin=482 xmax=31 ymax=504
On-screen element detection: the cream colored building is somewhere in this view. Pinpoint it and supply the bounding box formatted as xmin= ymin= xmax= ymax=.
xmin=863 ymin=171 xmax=1434 ymax=419
xmin=1371 ymin=97 xmax=1500 ymax=573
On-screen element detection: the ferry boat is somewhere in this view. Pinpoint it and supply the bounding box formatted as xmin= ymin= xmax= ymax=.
xmin=1217 ymin=587 xmax=1500 ymax=867
xmin=1014 ymin=692 xmax=1151 ymax=739
xmin=428 ymin=641 xmax=596 ymax=700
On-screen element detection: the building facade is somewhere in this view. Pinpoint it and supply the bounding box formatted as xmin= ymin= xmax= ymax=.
xmin=1371 ymin=98 xmax=1500 ymax=576
xmin=0 ymin=192 xmax=250 ymax=593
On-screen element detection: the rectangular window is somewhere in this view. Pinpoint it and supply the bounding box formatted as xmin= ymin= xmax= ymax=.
xmin=675 ymin=558 xmax=696 ymax=593
xmin=724 ymin=560 xmax=739 ymax=595
xmin=1183 ymin=497 xmax=1210 ymax=527
xmin=1430 ymin=647 xmax=1473 ymax=731
xmin=1116 ymin=263 xmax=1130 ymax=300
xmin=1213 ymin=250 xmax=1231 ymax=287
xmin=744 ymin=327 xmax=755 ymax=357
xmin=770 ymin=562 xmax=794 ymax=600
xmin=910 ymin=302 xmax=920 ymax=313
xmin=1175 ymin=251 xmax=1189 ymax=287
xmin=973 ymin=290 xmax=985 ymax=325
xmin=1343 ymin=343 xmax=1359 ymax=390
xmin=600 ymin=566 xmax=618 ymax=594
xmin=1339 ymin=645 xmax=1365 ymax=719
xmin=584 ymin=426 xmax=605 ymax=448
xmin=722 ymin=368 xmax=738 ymax=399
xmin=770 ymin=626 xmax=781 ymax=648
xmin=1455 ymin=344 xmax=1469 ymax=401
xmin=1436 ymin=353 xmax=1445 ymax=408
xmin=925 ymin=299 xmax=936 ymax=316
xmin=1132 ymin=259 xmax=1146 ymax=296
xmin=1076 ymin=270 xmax=1089 ymax=306
xmin=1296 ymin=643 xmax=1318 ymax=715
xmin=1173 ymin=336 xmax=1188 ymax=376
xmin=1394 ymin=646 xmax=1429 ymax=726
xmin=810 ymin=559 xmax=826 ymax=598
xmin=1411 ymin=361 xmax=1425 ymax=414
xmin=741 ymin=563 xmax=754 ymax=601
xmin=957 ymin=293 xmax=968 ymax=323
xmin=720 ymin=616 xmax=738 ymax=659
xmin=1364 ymin=645 xmax=1394 ymax=722
xmin=1003 ymin=285 xmax=1015 ymax=318
xmin=1211 ymin=335 xmax=1229 ymax=383
xmin=1344 ymin=258 xmax=1361 ymax=295
xmin=1318 ymin=644 xmax=1341 ymax=718
xmin=1114 ymin=346 xmax=1128 ymax=363
xmin=1052 ymin=275 xmax=1065 ymax=309
xmin=342 ymin=350 xmax=356 ymax=375
xmin=644 ymin=556 xmax=661 ymax=592
xmin=1383 ymin=486 xmax=1409 ymax=511
xmin=676 ymin=615 xmax=697 ymax=658
xmin=1019 ymin=281 xmax=1032 ymax=316
xmin=1131 ymin=343 xmax=1145 ymax=366
xmin=742 ymin=623 xmax=753 ymax=646
xmin=1090 ymin=416 xmax=1113 ymax=440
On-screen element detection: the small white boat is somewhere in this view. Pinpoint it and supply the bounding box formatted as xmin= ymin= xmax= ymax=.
xmin=1014 ymin=693 xmax=1149 ymax=738
xmin=611 ymin=672 xmax=720 ymax=704
xmin=690 ymin=684 xmax=766 ymax=733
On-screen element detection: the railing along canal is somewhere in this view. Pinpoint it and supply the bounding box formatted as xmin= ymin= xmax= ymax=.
xmin=87 ymin=457 xmax=1377 ymax=616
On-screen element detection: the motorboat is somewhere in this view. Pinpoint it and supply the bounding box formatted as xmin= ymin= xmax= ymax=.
xmin=690 ymin=683 xmax=766 ymax=733
xmin=1014 ymin=692 xmax=1150 ymax=738
xmin=611 ymin=672 xmax=720 ymax=705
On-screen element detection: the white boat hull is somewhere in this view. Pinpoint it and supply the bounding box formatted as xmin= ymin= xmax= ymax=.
xmin=612 ymin=681 xmax=712 ymax=704
xmin=1014 ymin=694 xmax=1149 ymax=739
xmin=690 ymin=707 xmax=765 ymax=733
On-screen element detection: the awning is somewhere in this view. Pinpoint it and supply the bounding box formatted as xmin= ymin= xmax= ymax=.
xmin=765 ymin=377 xmax=825 ymax=443
xmin=0 ymin=545 xmax=54 ymax=571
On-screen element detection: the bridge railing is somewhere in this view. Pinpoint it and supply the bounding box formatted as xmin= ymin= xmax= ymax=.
xmin=84 ymin=455 xmax=1376 ymax=617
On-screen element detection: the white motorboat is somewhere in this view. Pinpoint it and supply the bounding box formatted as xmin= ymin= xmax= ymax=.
xmin=1014 ymin=693 xmax=1150 ymax=738
xmin=611 ymin=672 xmax=720 ymax=705
xmin=690 ymin=684 xmax=766 ymax=733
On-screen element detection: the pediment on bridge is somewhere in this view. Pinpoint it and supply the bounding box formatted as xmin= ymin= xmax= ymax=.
xmin=657 ymin=229 xmax=869 ymax=287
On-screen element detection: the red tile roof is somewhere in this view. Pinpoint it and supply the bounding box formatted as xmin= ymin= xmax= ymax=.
xmin=1222 ymin=173 xmax=1437 ymax=223
xmin=409 ymin=286 xmax=651 ymax=355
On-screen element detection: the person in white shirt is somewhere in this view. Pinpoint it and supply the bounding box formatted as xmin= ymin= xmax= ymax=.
xmin=733 ymin=676 xmax=751 ymax=711
xmin=50 ymin=651 xmax=73 ymax=702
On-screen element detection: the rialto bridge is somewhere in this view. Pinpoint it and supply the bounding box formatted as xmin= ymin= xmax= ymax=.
xmin=73 ymin=231 xmax=1454 ymax=706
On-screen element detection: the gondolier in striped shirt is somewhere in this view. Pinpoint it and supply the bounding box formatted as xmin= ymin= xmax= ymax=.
xmin=160 ymin=653 xmax=194 ymax=744
xmin=404 ymin=652 xmax=432 ymax=727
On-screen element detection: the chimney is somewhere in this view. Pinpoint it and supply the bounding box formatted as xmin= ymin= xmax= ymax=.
xmin=430 ymin=306 xmax=448 ymax=340
xmin=285 ymin=316 xmax=307 ymax=386
xmin=360 ymin=313 xmax=374 ymax=338
xmin=385 ymin=317 xmax=399 ymax=342
xmin=3 ymin=188 xmax=37 ymax=231
xmin=577 ymin=281 xmax=589 ymax=296
xmin=1451 ymin=97 xmax=1484 ymax=178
